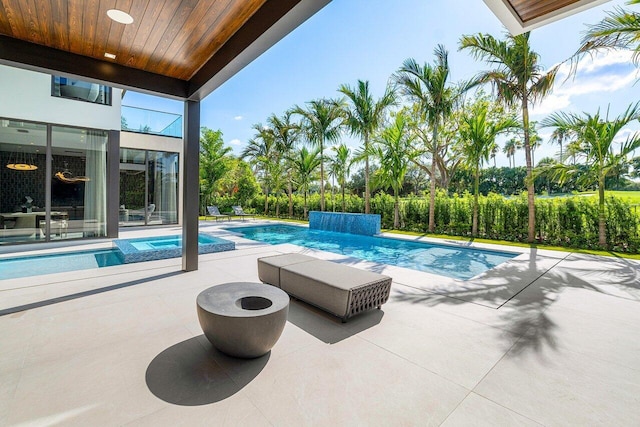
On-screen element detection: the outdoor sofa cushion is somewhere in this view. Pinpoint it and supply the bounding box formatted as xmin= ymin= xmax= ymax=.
xmin=258 ymin=254 xmax=392 ymax=321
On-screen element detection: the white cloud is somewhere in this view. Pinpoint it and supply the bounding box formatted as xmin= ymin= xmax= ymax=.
xmin=234 ymin=115 xmax=243 ymax=121
xmin=229 ymin=138 xmax=242 ymax=146
xmin=531 ymin=50 xmax=638 ymax=118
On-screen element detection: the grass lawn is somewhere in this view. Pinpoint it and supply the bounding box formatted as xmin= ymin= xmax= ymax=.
xmin=382 ymin=229 xmax=640 ymax=260
xmin=555 ymin=190 xmax=640 ymax=204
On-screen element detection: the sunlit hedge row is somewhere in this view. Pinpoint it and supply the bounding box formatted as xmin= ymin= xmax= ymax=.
xmin=212 ymin=191 xmax=640 ymax=252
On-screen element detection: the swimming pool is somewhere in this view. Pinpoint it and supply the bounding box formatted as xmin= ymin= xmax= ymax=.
xmin=227 ymin=224 xmax=517 ymax=280
xmin=1 ymin=234 xmax=235 ymax=279
xmin=0 ymin=249 xmax=123 ymax=280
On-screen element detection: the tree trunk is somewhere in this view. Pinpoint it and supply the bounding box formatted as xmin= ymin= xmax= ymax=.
xmin=331 ymin=176 xmax=335 ymax=212
xmin=472 ymin=168 xmax=479 ymax=236
xmin=264 ymin=186 xmax=269 ymax=216
xmin=275 ymin=192 xmax=280 ymax=217
xmin=341 ymin=185 xmax=346 ymax=212
xmin=394 ymin=190 xmax=400 ymax=229
xmin=598 ymin=173 xmax=607 ymax=248
xmin=428 ymin=125 xmax=437 ymax=232
xmin=364 ymin=132 xmax=370 ymax=214
xmin=320 ymin=140 xmax=325 ymax=211
xmin=304 ymin=191 xmax=308 ymax=219
xmin=522 ymin=98 xmax=536 ymax=243
xmin=288 ymin=172 xmax=293 ymax=217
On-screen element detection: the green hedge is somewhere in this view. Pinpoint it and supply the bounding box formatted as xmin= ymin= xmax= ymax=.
xmin=215 ymin=191 xmax=640 ymax=252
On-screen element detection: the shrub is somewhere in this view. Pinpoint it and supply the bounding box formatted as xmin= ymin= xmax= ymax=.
xmin=240 ymin=190 xmax=640 ymax=252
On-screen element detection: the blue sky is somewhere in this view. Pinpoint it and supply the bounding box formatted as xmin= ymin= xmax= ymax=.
xmin=123 ymin=0 xmax=639 ymax=167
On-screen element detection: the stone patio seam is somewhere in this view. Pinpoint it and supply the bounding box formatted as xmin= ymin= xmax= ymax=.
xmin=352 ymin=335 xmax=472 ymax=393
xmin=496 ymin=252 xmax=572 ymax=309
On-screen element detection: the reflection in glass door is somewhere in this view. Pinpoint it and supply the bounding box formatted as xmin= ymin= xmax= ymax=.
xmin=51 ymin=126 xmax=108 ymax=239
xmin=0 ymin=121 xmax=47 ymax=244
xmin=119 ymin=148 xmax=178 ymax=227
xmin=119 ymin=149 xmax=147 ymax=226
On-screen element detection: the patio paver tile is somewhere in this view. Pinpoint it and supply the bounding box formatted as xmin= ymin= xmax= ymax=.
xmin=355 ymin=300 xmax=519 ymax=389
xmin=441 ymin=392 xmax=542 ymax=426
xmin=475 ymin=330 xmax=640 ymax=426
xmin=218 ymin=335 xmax=468 ymax=426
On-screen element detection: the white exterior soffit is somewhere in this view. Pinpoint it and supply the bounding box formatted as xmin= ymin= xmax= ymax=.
xmin=483 ymin=0 xmax=611 ymax=35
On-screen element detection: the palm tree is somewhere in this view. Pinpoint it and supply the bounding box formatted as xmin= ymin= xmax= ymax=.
xmin=503 ymin=138 xmax=519 ymax=168
xmin=267 ymin=112 xmax=300 ymax=217
xmin=291 ymin=147 xmax=321 ymax=219
xmin=550 ymin=127 xmax=570 ymax=163
xmin=199 ymin=127 xmax=232 ymax=213
xmin=458 ymin=101 xmax=518 ymax=236
xmin=541 ymin=102 xmax=640 ymax=247
xmin=241 ymin=124 xmax=277 ymax=215
xmin=573 ymin=0 xmax=640 ymax=67
xmin=460 ymin=32 xmax=558 ymax=243
xmin=338 ymin=80 xmax=396 ymax=214
xmin=529 ymin=123 xmax=542 ymax=166
xmin=491 ymin=145 xmax=498 ymax=168
xmin=371 ymin=114 xmax=416 ymax=228
xmin=395 ymin=45 xmax=457 ymax=233
xmin=292 ymin=99 xmax=343 ymax=212
xmin=329 ymin=144 xmax=352 ymax=212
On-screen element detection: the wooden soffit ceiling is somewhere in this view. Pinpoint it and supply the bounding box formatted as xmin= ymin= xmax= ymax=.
xmin=484 ymin=0 xmax=610 ymax=35
xmin=0 ymin=0 xmax=330 ymax=100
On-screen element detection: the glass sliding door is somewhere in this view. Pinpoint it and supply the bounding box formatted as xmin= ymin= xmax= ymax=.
xmin=51 ymin=126 xmax=108 ymax=239
xmin=0 ymin=120 xmax=47 ymax=244
xmin=119 ymin=148 xmax=147 ymax=226
xmin=148 ymin=151 xmax=179 ymax=225
xmin=119 ymin=148 xmax=179 ymax=227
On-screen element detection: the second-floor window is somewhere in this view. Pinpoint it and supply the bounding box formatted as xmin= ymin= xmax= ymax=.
xmin=51 ymin=76 xmax=112 ymax=106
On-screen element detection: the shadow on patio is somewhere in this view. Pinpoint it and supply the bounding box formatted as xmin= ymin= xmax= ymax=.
xmin=391 ymin=252 xmax=640 ymax=356
xmin=146 ymin=335 xmax=269 ymax=406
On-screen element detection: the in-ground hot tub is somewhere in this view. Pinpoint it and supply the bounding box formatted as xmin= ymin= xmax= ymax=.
xmin=113 ymin=233 xmax=235 ymax=263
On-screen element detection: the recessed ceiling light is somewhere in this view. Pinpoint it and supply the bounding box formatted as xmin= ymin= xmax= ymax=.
xmin=107 ymin=9 xmax=134 ymax=25
xmin=104 ymin=52 xmax=117 ymax=59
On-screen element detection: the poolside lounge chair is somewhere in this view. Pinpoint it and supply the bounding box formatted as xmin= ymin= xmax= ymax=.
xmin=206 ymin=206 xmax=230 ymax=222
xmin=258 ymin=253 xmax=392 ymax=322
xmin=231 ymin=205 xmax=255 ymax=221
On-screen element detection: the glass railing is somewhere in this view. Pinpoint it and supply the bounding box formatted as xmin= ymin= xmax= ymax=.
xmin=121 ymin=105 xmax=182 ymax=138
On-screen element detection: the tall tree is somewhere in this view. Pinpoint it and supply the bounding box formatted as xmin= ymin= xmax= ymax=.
xmin=291 ymin=147 xmax=321 ymax=219
xmin=199 ymin=127 xmax=232 ymax=213
xmin=329 ymin=144 xmax=352 ymax=212
xmin=267 ymin=112 xmax=300 ymax=217
xmin=338 ymin=80 xmax=396 ymax=214
xmin=541 ymin=102 xmax=640 ymax=247
xmin=395 ymin=45 xmax=458 ymax=233
xmin=292 ymin=99 xmax=343 ymax=212
xmin=458 ymin=99 xmax=517 ymax=236
xmin=550 ymin=127 xmax=570 ymax=163
xmin=241 ymin=124 xmax=277 ymax=215
xmin=503 ymin=137 xmax=519 ymax=168
xmin=460 ymin=32 xmax=558 ymax=242
xmin=371 ymin=114 xmax=416 ymax=228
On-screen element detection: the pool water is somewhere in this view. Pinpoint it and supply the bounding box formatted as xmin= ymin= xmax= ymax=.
xmin=1 ymin=234 xmax=235 ymax=280
xmin=0 ymin=249 xmax=123 ymax=280
xmin=228 ymin=224 xmax=517 ymax=280
xmin=130 ymin=234 xmax=221 ymax=251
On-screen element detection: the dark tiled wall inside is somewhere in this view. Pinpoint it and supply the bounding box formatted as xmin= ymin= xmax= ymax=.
xmin=0 ymin=151 xmax=46 ymax=212
xmin=0 ymin=152 xmax=86 ymax=214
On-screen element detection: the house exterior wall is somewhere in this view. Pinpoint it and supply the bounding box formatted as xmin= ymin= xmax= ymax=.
xmin=0 ymin=64 xmax=121 ymax=130
xmin=0 ymin=64 xmax=184 ymax=245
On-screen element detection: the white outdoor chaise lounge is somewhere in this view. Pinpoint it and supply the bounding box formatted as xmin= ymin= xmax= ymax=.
xmin=257 ymin=253 xmax=392 ymax=322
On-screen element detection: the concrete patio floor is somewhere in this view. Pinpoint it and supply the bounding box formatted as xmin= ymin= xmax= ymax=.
xmin=1 ymin=221 xmax=639 ymax=426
